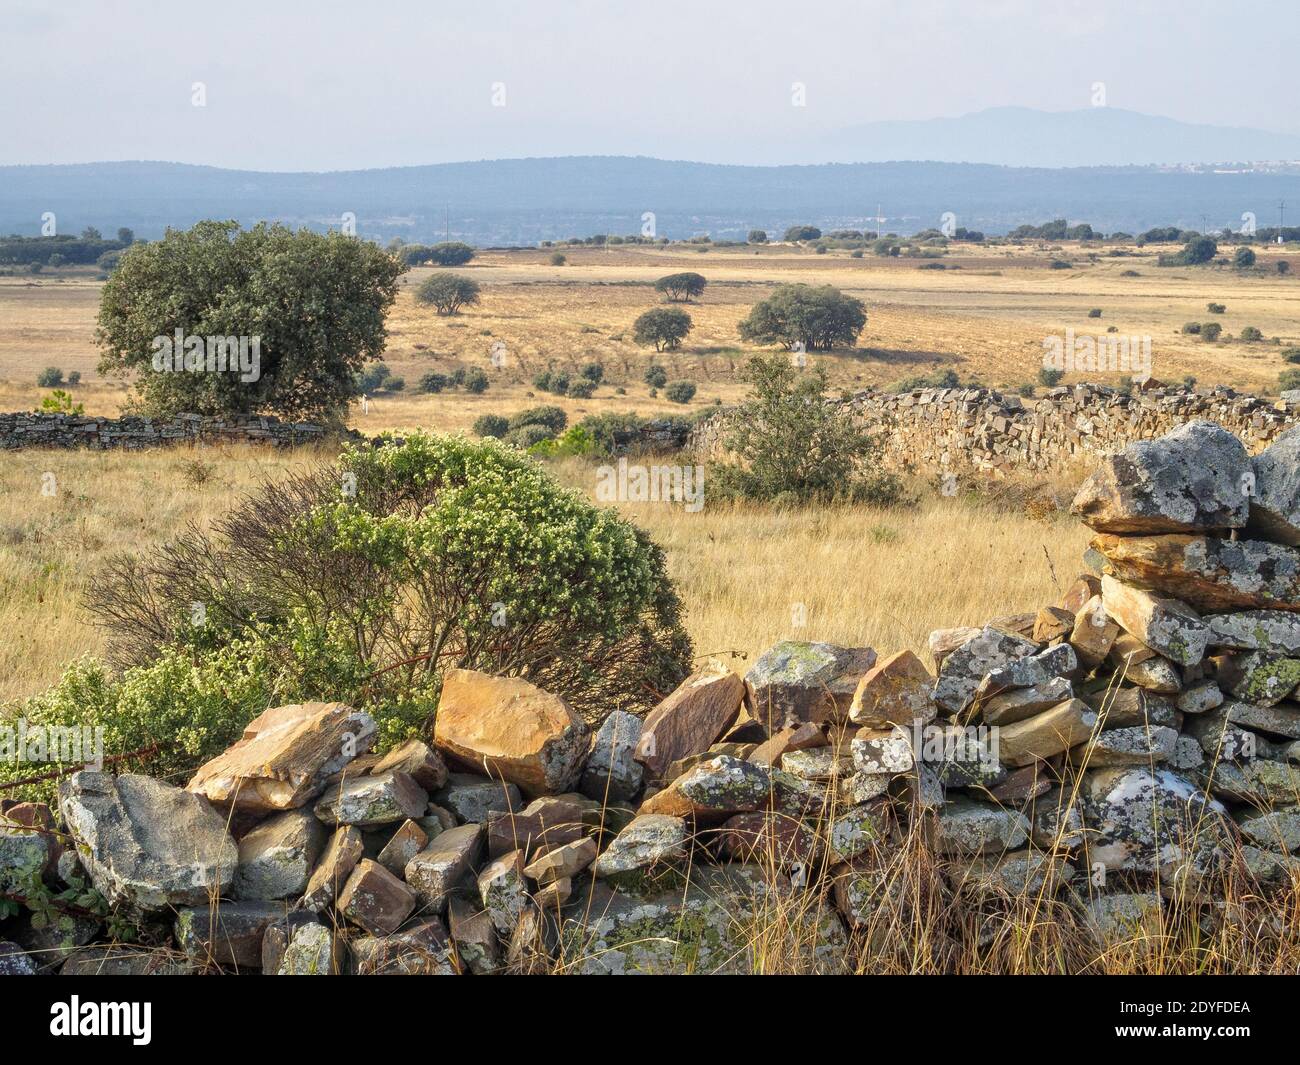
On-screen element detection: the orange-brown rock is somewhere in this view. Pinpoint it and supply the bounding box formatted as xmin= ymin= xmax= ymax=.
xmin=187 ymin=702 xmax=377 ymax=816
xmin=433 ymin=670 xmax=589 ymax=796
xmin=634 ymin=664 xmax=744 ymax=779
xmin=848 ymin=649 xmax=937 ymax=728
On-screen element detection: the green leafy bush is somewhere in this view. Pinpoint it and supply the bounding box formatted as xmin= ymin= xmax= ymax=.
xmin=83 ymin=433 xmax=693 ymax=737
xmin=1182 ymin=322 xmax=1202 ymax=334
xmin=664 ymin=380 xmax=696 ymax=404
xmin=509 ymin=406 xmax=567 ymax=433
xmin=566 ymin=379 xmax=596 ymax=399
xmin=418 ymin=371 xmax=448 ymax=393
xmin=1201 ymin=322 xmax=1223 ymax=341
xmin=711 ymin=354 xmax=905 ymax=506
xmin=461 ymin=367 xmax=489 ymax=393
xmin=36 ymin=367 xmax=64 ymax=387
xmin=578 ymin=362 xmax=604 ymax=384
xmin=644 ymin=364 xmax=668 ymax=388
xmin=1281 ymin=369 xmax=1300 ymax=392
xmin=1207 ymin=302 xmax=1226 ymax=314
xmin=653 ymin=272 xmax=707 ymax=302
xmin=1038 ymin=367 xmax=1064 ymax=387
xmin=473 ymin=414 xmax=509 ymax=438
xmin=504 ymin=424 xmax=555 ymax=450
xmin=1240 ymin=326 xmax=1263 ymax=342
xmin=633 ymin=308 xmax=692 ymax=351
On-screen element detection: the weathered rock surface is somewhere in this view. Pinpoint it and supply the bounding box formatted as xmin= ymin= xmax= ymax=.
xmin=1248 ymin=423 xmax=1300 ymax=546
xmin=187 ymin=701 xmax=376 ymax=815
xmin=372 ymin=739 xmax=448 ymax=792
xmin=1207 ymin=610 xmax=1300 ymax=654
xmin=1071 ymin=420 xmax=1251 ymax=534
xmin=848 ymin=650 xmax=936 ymax=728
xmin=174 ymin=901 xmax=284 ymax=969
xmin=313 ymin=771 xmax=427 ymax=828
xmin=640 ymin=756 xmax=771 ymax=821
xmin=434 ymin=669 xmax=590 ymax=795
xmin=932 ymin=797 xmax=1029 ymax=855
xmin=234 ymin=809 xmax=326 ymax=900
xmin=933 ymin=626 xmax=1040 ymax=715
xmin=337 ymin=859 xmax=416 ymax=936
xmin=59 ymin=772 xmax=237 ymax=913
xmin=591 ymin=813 xmax=688 ymax=888
xmin=745 ymin=641 xmax=876 ymax=728
xmin=404 ymin=823 xmax=484 ymax=913
xmin=351 ymin=917 xmax=456 ymax=975
xmin=1101 ymin=575 xmax=1207 ymax=667
xmin=300 ymin=825 xmax=364 ymax=913
xmin=580 ymin=710 xmax=644 ymax=801
xmin=1215 ymin=652 xmax=1300 ymax=708
xmin=996 ymin=699 xmax=1098 ymax=766
xmin=434 ymin=773 xmax=521 ymax=823
xmin=634 ymin=664 xmax=745 ymax=779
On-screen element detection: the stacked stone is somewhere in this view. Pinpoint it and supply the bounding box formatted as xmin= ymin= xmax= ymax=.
xmin=688 ymin=382 xmax=1300 ymax=478
xmin=0 ymin=410 xmax=332 ymax=451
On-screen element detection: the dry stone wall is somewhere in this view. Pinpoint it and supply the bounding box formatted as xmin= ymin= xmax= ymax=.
xmin=0 ymin=411 xmax=333 ymax=451
xmin=689 ymin=382 xmax=1300 ymax=476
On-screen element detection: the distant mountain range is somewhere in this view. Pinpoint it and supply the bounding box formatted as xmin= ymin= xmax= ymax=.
xmin=3 ymin=107 xmax=1298 ymax=246
xmin=805 ymin=106 xmax=1300 ymax=168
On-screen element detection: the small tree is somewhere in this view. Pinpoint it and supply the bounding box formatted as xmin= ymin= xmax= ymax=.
xmin=748 ymin=229 xmax=768 ymax=244
xmin=664 ymin=380 xmax=696 ymax=404
xmin=738 ymin=284 xmax=866 ymax=351
xmin=461 ymin=367 xmax=489 ymax=393
xmin=633 ymin=307 xmax=692 ymax=351
xmin=644 ymin=364 xmax=668 ymax=388
xmin=1234 ymin=247 xmax=1257 ymax=268
xmin=36 ymin=367 xmax=64 ymax=387
xmin=1201 ymin=321 xmax=1223 ymax=341
xmin=1038 ymin=366 xmax=1064 ymax=387
xmin=428 ymin=242 xmax=475 ymax=266
xmin=473 ymin=414 xmax=509 ymax=438
xmin=1180 ymin=236 xmax=1218 ymax=264
xmin=417 ymin=372 xmax=448 ymax=393
xmin=713 ymin=355 xmax=902 ymax=505
xmin=783 ymin=225 xmax=821 ymax=242
xmin=654 ymin=272 xmax=707 ymax=302
xmin=416 ymin=273 xmax=481 ymax=316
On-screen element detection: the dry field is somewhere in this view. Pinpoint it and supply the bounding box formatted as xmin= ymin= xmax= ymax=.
xmin=1 ymin=240 xmax=1298 ymax=435
xmin=0 ymin=437 xmax=1089 ymax=703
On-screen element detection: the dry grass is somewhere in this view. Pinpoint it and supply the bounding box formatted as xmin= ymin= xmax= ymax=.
xmin=3 ymin=241 xmax=1299 ymax=433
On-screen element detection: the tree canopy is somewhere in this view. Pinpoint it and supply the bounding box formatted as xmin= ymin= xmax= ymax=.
xmin=737 ymin=284 xmax=866 ymax=351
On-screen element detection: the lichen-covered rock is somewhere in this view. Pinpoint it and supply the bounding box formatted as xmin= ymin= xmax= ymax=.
xmin=1092 ymin=533 xmax=1300 ymax=613
xmin=1207 ymin=610 xmax=1300 ymax=654
xmin=974 ymin=643 xmax=1078 ymax=700
xmin=523 ymin=837 xmax=598 ymax=886
xmin=234 ymin=809 xmax=326 ymax=900
xmin=1074 ymin=891 xmax=1163 ymax=949
xmin=59 ymin=946 xmax=194 ymax=976
xmin=635 ymin=664 xmax=745 ymax=779
xmin=337 ymin=859 xmax=416 ymax=936
xmin=0 ymin=942 xmax=37 ymax=976
xmin=1100 ymin=575 xmax=1207 ymax=667
xmin=174 ymin=901 xmax=285 ymax=969
xmin=1029 ymin=789 xmax=1086 ymax=849
xmin=276 ymin=921 xmax=346 ymax=976
xmin=1177 ymin=680 xmax=1224 ymax=714
xmin=591 ymin=813 xmax=688 ymax=890
xmin=448 ymin=896 xmax=501 ymax=974
xmin=1069 ymin=594 xmax=1121 ymax=669
xmin=919 ymin=723 xmax=1006 ymax=789
xmin=187 ymin=701 xmax=376 ymax=816
xmin=848 ymin=649 xmax=936 ymax=728
xmin=1071 ymin=420 xmax=1250 ymax=534
xmin=933 ymin=626 xmax=1040 ymax=715
xmin=780 ymin=745 xmax=853 ymax=781
xmin=640 ymin=756 xmax=771 ymax=821
xmin=717 ymin=811 xmax=819 ymax=868
xmin=1215 ymin=652 xmax=1300 ymax=709
xmin=1081 ymin=766 xmax=1233 ymax=893
xmin=351 ymin=917 xmax=457 ymax=975
xmin=1248 ymin=423 xmax=1300 ymax=546
xmin=946 ymin=850 xmax=1074 ymax=899
xmin=1123 ymin=655 xmax=1183 ymax=693
xmin=313 ymin=770 xmax=427 ymax=828
xmin=0 ymin=823 xmax=50 ymax=895
xmin=827 ymin=802 xmax=890 ymax=862
xmin=745 ymin=641 xmax=876 ymax=729
xmin=478 ymin=849 xmax=529 ymax=937
xmin=372 ymin=739 xmax=448 ymax=792
xmin=1203 ymin=758 xmax=1300 ymax=804
xmin=1221 ymin=699 xmax=1300 ymax=740
xmin=59 ymin=772 xmax=237 ymax=914
xmin=580 ymin=710 xmax=644 ymax=801
xmin=850 ymin=728 xmax=914 ymax=775
xmin=434 ymin=773 xmax=521 ymax=824
xmin=300 ymin=825 xmax=364 ymax=913
xmin=1076 ymin=725 xmax=1178 ymax=767
xmin=932 ymin=796 xmax=1029 ymax=856
xmin=1235 ymin=807 xmax=1300 ymax=852
xmin=404 ymin=823 xmax=484 ymax=913
xmin=434 ymin=669 xmax=590 ymax=796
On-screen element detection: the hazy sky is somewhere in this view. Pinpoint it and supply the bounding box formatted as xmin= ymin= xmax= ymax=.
xmin=3 ymin=0 xmax=1295 ymax=170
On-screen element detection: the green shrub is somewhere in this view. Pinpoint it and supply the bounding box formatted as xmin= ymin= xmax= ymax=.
xmin=1234 ymin=247 xmax=1256 ymax=268
xmin=357 ymin=363 xmax=392 ymax=392
xmin=1240 ymin=326 xmax=1263 ymax=342
xmin=415 ymin=273 xmax=481 ymax=316
xmin=664 ymin=380 xmax=696 ymax=404
xmin=427 ymin=242 xmax=475 ymax=267
xmin=644 ymin=364 xmax=668 ymax=388
xmin=1087 ymin=308 xmax=1102 ymax=318
xmin=83 ymin=433 xmax=692 ymax=735
xmin=473 ymin=414 xmax=509 ymax=438
xmin=36 ymin=367 xmax=64 ymax=387
xmin=738 ymin=284 xmax=866 ymax=351
xmin=67 ymin=371 xmax=81 ymax=387
xmin=1283 ymin=348 xmax=1300 ymax=365
xmin=461 ymin=367 xmax=489 ymax=393
xmin=1182 ymin=322 xmax=1202 ymax=334
xmin=1038 ymin=367 xmax=1064 ymax=387
xmin=504 ymin=424 xmax=555 ymax=450
xmin=550 ymin=252 xmax=566 ymax=266
xmin=1281 ymin=369 xmax=1300 ymax=392
xmin=1207 ymin=302 xmax=1226 ymax=314
xmin=711 ymin=354 xmax=906 ymax=506
xmin=509 ymin=405 xmax=567 ymax=433
xmin=578 ymin=362 xmax=604 ymax=384
xmin=528 ymin=425 xmax=597 ymax=459
xmin=418 ymin=371 xmax=448 ymax=393
xmin=1201 ymin=322 xmax=1223 ymax=341
xmin=566 ymin=379 xmax=596 ymax=399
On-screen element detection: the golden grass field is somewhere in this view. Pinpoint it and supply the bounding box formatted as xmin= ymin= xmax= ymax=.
xmin=0 ymin=239 xmax=1289 ymax=702
xmin=1 ymin=240 xmax=1298 ymax=434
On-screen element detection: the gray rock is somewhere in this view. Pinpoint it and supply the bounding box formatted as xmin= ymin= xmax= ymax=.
xmin=234 ymin=809 xmax=326 ymax=900
xmin=300 ymin=825 xmax=364 ymax=912
xmin=1235 ymin=807 xmax=1300 ymax=852
xmin=1248 ymin=424 xmax=1300 ymax=546
xmin=744 ymin=641 xmax=877 ymax=727
xmin=1124 ymin=656 xmax=1183 ymax=693
xmin=932 ymin=796 xmax=1029 ymax=855
xmin=1208 ymin=610 xmax=1300 ymax=654
xmin=449 ymin=895 xmax=501 ymax=974
xmin=850 ymin=728 xmax=915 ymax=775
xmin=827 ymin=802 xmax=889 ymax=863
xmin=59 ymin=946 xmax=194 ymax=976
xmin=933 ymin=626 xmax=1040 ymax=715
xmin=580 ymin=711 xmax=644 ymax=802
xmin=974 ymin=643 xmax=1078 ymax=700
xmin=781 ymin=746 xmax=854 ymax=780
xmin=1224 ymin=699 xmax=1300 ymax=740
xmin=1168 ymin=735 xmax=1207 ymax=771
xmin=313 ymin=770 xmax=427 ymax=827
xmin=981 ymin=677 xmax=1073 ymax=725
xmin=1177 ymin=680 xmax=1224 ymax=714
xmin=1078 ymin=725 xmax=1178 ymax=767
xmin=591 ymin=813 xmax=688 ymax=888
xmin=1071 ymin=420 xmax=1251 ymax=534
xmin=947 ymin=850 xmax=1075 ymax=899
xmin=478 ymin=849 xmax=528 ymax=937
xmin=1075 ymin=891 xmax=1162 ymax=949
xmin=351 ymin=917 xmax=457 ymax=975
xmin=1081 ymin=766 xmax=1233 ymax=894
xmin=1029 ymin=790 xmax=1086 ymax=849
xmin=1216 ymin=652 xmax=1300 ymax=708
xmin=1204 ymin=758 xmax=1300 ymax=804
xmin=0 ymin=824 xmax=50 ymax=894
xmin=174 ymin=901 xmax=285 ymax=969
xmin=404 ymin=823 xmax=485 ymax=913
xmin=276 ymin=921 xmax=345 ymax=976
xmin=434 ymin=773 xmax=522 ymax=824
xmin=58 ymin=772 xmax=236 ymax=914
xmin=0 ymin=942 xmax=37 ymax=976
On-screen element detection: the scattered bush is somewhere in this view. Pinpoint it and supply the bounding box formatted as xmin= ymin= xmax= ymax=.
xmin=461 ymin=367 xmax=489 ymax=393
xmin=1281 ymin=369 xmax=1300 ymax=392
xmin=566 ymin=379 xmax=596 ymax=399
xmin=36 ymin=367 xmax=64 ymax=387
xmin=711 ymin=354 xmax=905 ymax=506
xmin=473 ymin=413 xmax=509 ymax=438
xmin=783 ymin=225 xmax=822 ymax=242
xmin=644 ymin=364 xmax=668 ymax=388
xmin=1087 ymin=308 xmax=1102 ymax=318
xmin=504 ymin=423 xmax=558 ymax=450
xmin=663 ymin=380 xmax=696 ymax=404
xmin=1282 ymin=348 xmax=1300 ymax=364
xmin=578 ymin=362 xmax=604 ymax=384
xmin=1038 ymin=367 xmax=1064 ymax=387
xmin=417 ymin=371 xmax=448 ymax=393
xmin=1234 ymin=247 xmax=1257 ymax=268
xmin=1207 ymin=302 xmax=1226 ymax=314
xmin=67 ymin=371 xmax=81 ymax=387
xmin=747 ymin=230 xmax=768 ymax=244
xmin=1240 ymin=326 xmax=1264 ymax=342
xmin=1182 ymin=322 xmax=1202 ymax=334
xmin=415 ymin=273 xmax=481 ymax=316
xmin=509 ymin=406 xmax=567 ymax=433
xmin=1201 ymin=322 xmax=1223 ymax=341
xmin=550 ymin=252 xmax=566 ymax=266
